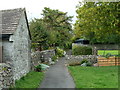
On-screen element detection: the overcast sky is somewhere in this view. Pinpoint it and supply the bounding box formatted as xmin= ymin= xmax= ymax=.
xmin=0 ymin=0 xmax=82 ymax=24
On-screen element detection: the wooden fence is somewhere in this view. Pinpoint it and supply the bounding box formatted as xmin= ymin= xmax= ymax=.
xmin=98 ymin=56 xmax=120 ymax=66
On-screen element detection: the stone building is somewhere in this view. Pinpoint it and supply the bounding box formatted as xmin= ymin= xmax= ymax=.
xmin=0 ymin=8 xmax=31 ymax=80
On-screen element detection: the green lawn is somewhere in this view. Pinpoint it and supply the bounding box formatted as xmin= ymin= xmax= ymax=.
xmin=68 ymin=66 xmax=118 ymax=88
xmin=98 ymin=50 xmax=119 ymax=55
xmin=12 ymin=71 xmax=44 ymax=88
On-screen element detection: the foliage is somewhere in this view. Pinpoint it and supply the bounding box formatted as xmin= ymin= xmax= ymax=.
xmin=86 ymin=62 xmax=92 ymax=66
xmin=103 ymin=53 xmax=112 ymax=58
xmin=12 ymin=71 xmax=44 ymax=88
xmin=35 ymin=64 xmax=42 ymax=72
xmin=80 ymin=59 xmax=92 ymax=66
xmin=68 ymin=66 xmax=118 ymax=88
xmin=51 ymin=55 xmax=58 ymax=61
xmin=56 ymin=47 xmax=65 ymax=57
xmin=29 ymin=7 xmax=73 ymax=50
xmin=74 ymin=2 xmax=120 ymax=44
xmin=72 ymin=45 xmax=92 ymax=55
xmin=35 ymin=64 xmax=49 ymax=72
xmin=62 ymin=41 xmax=72 ymax=50
xmin=80 ymin=59 xmax=88 ymax=64
xmin=29 ymin=19 xmax=49 ymax=50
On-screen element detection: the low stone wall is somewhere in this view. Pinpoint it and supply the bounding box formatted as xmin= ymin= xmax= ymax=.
xmin=31 ymin=49 xmax=55 ymax=68
xmin=0 ymin=63 xmax=14 ymax=89
xmin=40 ymin=49 xmax=55 ymax=62
xmin=31 ymin=51 xmax=41 ymax=67
xmin=65 ymin=55 xmax=97 ymax=65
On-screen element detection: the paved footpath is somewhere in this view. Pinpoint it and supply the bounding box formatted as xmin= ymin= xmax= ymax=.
xmin=39 ymin=57 xmax=75 ymax=88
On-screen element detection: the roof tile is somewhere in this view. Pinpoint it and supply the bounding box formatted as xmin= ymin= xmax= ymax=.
xmin=0 ymin=8 xmax=24 ymax=34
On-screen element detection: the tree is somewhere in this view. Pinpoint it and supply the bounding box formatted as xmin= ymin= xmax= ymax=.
xmin=74 ymin=2 xmax=120 ymax=44
xmin=29 ymin=7 xmax=73 ymax=50
xmin=42 ymin=7 xmax=73 ymax=48
xmin=29 ymin=19 xmax=49 ymax=50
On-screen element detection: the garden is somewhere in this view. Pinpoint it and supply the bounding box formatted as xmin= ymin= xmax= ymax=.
xmin=14 ymin=2 xmax=119 ymax=89
xmin=67 ymin=44 xmax=119 ymax=88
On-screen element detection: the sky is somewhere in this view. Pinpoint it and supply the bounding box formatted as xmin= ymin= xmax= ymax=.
xmin=0 ymin=0 xmax=82 ymax=24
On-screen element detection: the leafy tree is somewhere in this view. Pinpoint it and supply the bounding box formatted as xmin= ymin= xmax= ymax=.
xmin=29 ymin=19 xmax=49 ymax=50
xmin=42 ymin=7 xmax=73 ymax=48
xmin=74 ymin=2 xmax=120 ymax=44
xmin=29 ymin=7 xmax=73 ymax=50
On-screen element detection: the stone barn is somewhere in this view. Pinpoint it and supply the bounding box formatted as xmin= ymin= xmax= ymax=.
xmin=0 ymin=8 xmax=31 ymax=80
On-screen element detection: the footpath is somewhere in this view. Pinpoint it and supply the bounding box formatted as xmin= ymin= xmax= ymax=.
xmin=39 ymin=57 xmax=75 ymax=88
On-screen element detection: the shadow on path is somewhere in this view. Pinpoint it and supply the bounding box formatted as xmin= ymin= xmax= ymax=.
xmin=39 ymin=57 xmax=75 ymax=88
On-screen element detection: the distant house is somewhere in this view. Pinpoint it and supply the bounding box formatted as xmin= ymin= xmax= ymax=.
xmin=0 ymin=8 xmax=31 ymax=80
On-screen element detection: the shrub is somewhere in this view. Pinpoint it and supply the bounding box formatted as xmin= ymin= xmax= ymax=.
xmin=86 ymin=62 xmax=92 ymax=66
xmin=52 ymin=55 xmax=58 ymax=61
xmin=64 ymin=42 xmax=72 ymax=50
xmin=72 ymin=45 xmax=92 ymax=55
xmin=80 ymin=59 xmax=93 ymax=66
xmin=80 ymin=59 xmax=88 ymax=64
xmin=56 ymin=47 xmax=65 ymax=57
xmin=103 ymin=53 xmax=112 ymax=58
xmin=35 ymin=65 xmax=41 ymax=72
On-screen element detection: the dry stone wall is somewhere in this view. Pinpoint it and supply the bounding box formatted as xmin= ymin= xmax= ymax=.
xmin=40 ymin=49 xmax=55 ymax=62
xmin=65 ymin=55 xmax=97 ymax=65
xmin=31 ymin=49 xmax=55 ymax=69
xmin=0 ymin=63 xmax=14 ymax=89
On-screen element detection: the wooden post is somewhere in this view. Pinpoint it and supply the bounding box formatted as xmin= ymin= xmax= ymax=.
xmin=93 ymin=46 xmax=97 ymax=56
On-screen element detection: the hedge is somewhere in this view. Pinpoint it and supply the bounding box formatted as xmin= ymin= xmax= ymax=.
xmin=72 ymin=45 xmax=92 ymax=55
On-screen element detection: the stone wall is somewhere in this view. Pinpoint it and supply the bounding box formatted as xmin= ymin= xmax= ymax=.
xmin=65 ymin=55 xmax=97 ymax=65
xmin=0 ymin=63 xmax=14 ymax=89
xmin=8 ymin=11 xmax=31 ymax=80
xmin=31 ymin=49 xmax=55 ymax=68
xmin=40 ymin=49 xmax=55 ymax=62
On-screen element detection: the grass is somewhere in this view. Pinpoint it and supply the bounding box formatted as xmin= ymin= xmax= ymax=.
xmin=68 ymin=66 xmax=118 ymax=88
xmin=98 ymin=50 xmax=119 ymax=55
xmin=12 ymin=71 xmax=44 ymax=88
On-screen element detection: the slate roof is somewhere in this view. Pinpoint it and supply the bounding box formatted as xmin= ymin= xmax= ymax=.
xmin=0 ymin=8 xmax=25 ymax=34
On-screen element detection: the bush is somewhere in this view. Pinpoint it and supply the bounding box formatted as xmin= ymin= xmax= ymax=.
xmin=35 ymin=65 xmax=41 ymax=72
xmin=64 ymin=42 xmax=72 ymax=50
xmin=56 ymin=47 xmax=65 ymax=57
xmin=80 ymin=59 xmax=92 ymax=66
xmin=86 ymin=62 xmax=92 ymax=66
xmin=103 ymin=53 xmax=112 ymax=58
xmin=80 ymin=59 xmax=88 ymax=64
xmin=52 ymin=55 xmax=58 ymax=61
xmin=72 ymin=45 xmax=92 ymax=55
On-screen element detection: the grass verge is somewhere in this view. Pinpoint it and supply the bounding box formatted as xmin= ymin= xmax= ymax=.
xmin=68 ymin=66 xmax=118 ymax=88
xmin=98 ymin=50 xmax=119 ymax=55
xmin=12 ymin=71 xmax=44 ymax=88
